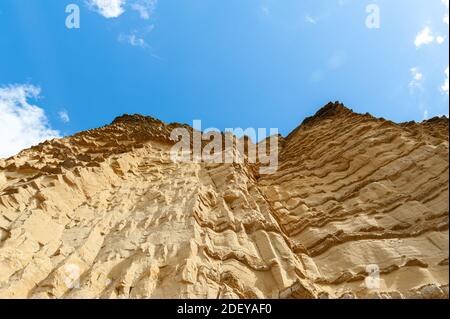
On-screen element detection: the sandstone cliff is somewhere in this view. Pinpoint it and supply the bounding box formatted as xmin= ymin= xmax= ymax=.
xmin=0 ymin=102 xmax=448 ymax=299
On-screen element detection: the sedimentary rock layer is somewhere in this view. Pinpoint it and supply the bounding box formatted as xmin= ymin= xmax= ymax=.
xmin=0 ymin=103 xmax=448 ymax=299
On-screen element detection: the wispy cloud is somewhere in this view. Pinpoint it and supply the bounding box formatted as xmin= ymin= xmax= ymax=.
xmin=409 ymin=67 xmax=424 ymax=93
xmin=0 ymin=84 xmax=60 ymax=158
xmin=443 ymin=0 xmax=449 ymax=25
xmin=118 ymin=26 xmax=154 ymax=49
xmin=87 ymin=0 xmax=159 ymax=53
xmin=131 ymin=0 xmax=157 ymax=20
xmin=305 ymin=15 xmax=317 ymax=24
xmin=58 ymin=109 xmax=70 ymax=123
xmin=441 ymin=66 xmax=449 ymax=95
xmin=86 ymin=0 xmax=126 ymax=19
xmin=118 ymin=32 xmax=149 ymax=48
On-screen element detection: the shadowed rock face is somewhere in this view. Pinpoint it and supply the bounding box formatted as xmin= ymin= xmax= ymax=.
xmin=0 ymin=102 xmax=448 ymax=299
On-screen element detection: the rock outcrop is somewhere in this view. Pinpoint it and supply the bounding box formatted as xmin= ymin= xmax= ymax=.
xmin=0 ymin=102 xmax=448 ymax=299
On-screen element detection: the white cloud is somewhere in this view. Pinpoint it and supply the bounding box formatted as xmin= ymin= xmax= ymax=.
xmin=87 ymin=0 xmax=158 ymax=19
xmin=305 ymin=15 xmax=317 ymax=24
xmin=87 ymin=0 xmax=126 ymax=18
xmin=436 ymin=35 xmax=446 ymax=44
xmin=118 ymin=32 xmax=149 ymax=48
xmin=441 ymin=66 xmax=449 ymax=95
xmin=423 ymin=109 xmax=429 ymax=120
xmin=409 ymin=67 xmax=424 ymax=93
xmin=58 ymin=110 xmax=70 ymax=123
xmin=131 ymin=0 xmax=157 ymax=20
xmin=0 ymin=84 xmax=60 ymax=159
xmin=442 ymin=0 xmax=449 ymax=24
xmin=414 ymin=26 xmax=435 ymax=48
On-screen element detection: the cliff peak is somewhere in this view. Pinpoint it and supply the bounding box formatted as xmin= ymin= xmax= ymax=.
xmin=111 ymin=113 xmax=165 ymax=126
xmin=301 ymin=101 xmax=354 ymax=126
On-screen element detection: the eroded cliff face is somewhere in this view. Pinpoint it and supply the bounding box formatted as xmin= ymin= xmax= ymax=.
xmin=0 ymin=103 xmax=448 ymax=299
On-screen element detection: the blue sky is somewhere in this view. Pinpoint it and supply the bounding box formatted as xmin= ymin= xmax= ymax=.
xmin=0 ymin=0 xmax=448 ymax=157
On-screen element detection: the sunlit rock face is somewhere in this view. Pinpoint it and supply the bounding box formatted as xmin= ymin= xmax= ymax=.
xmin=0 ymin=102 xmax=448 ymax=299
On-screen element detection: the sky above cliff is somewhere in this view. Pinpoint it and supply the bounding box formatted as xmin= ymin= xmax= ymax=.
xmin=0 ymin=0 xmax=449 ymax=157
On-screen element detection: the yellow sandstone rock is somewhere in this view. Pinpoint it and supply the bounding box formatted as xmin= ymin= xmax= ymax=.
xmin=0 ymin=103 xmax=448 ymax=299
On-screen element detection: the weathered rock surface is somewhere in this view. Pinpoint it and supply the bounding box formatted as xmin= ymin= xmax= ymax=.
xmin=0 ymin=102 xmax=448 ymax=299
